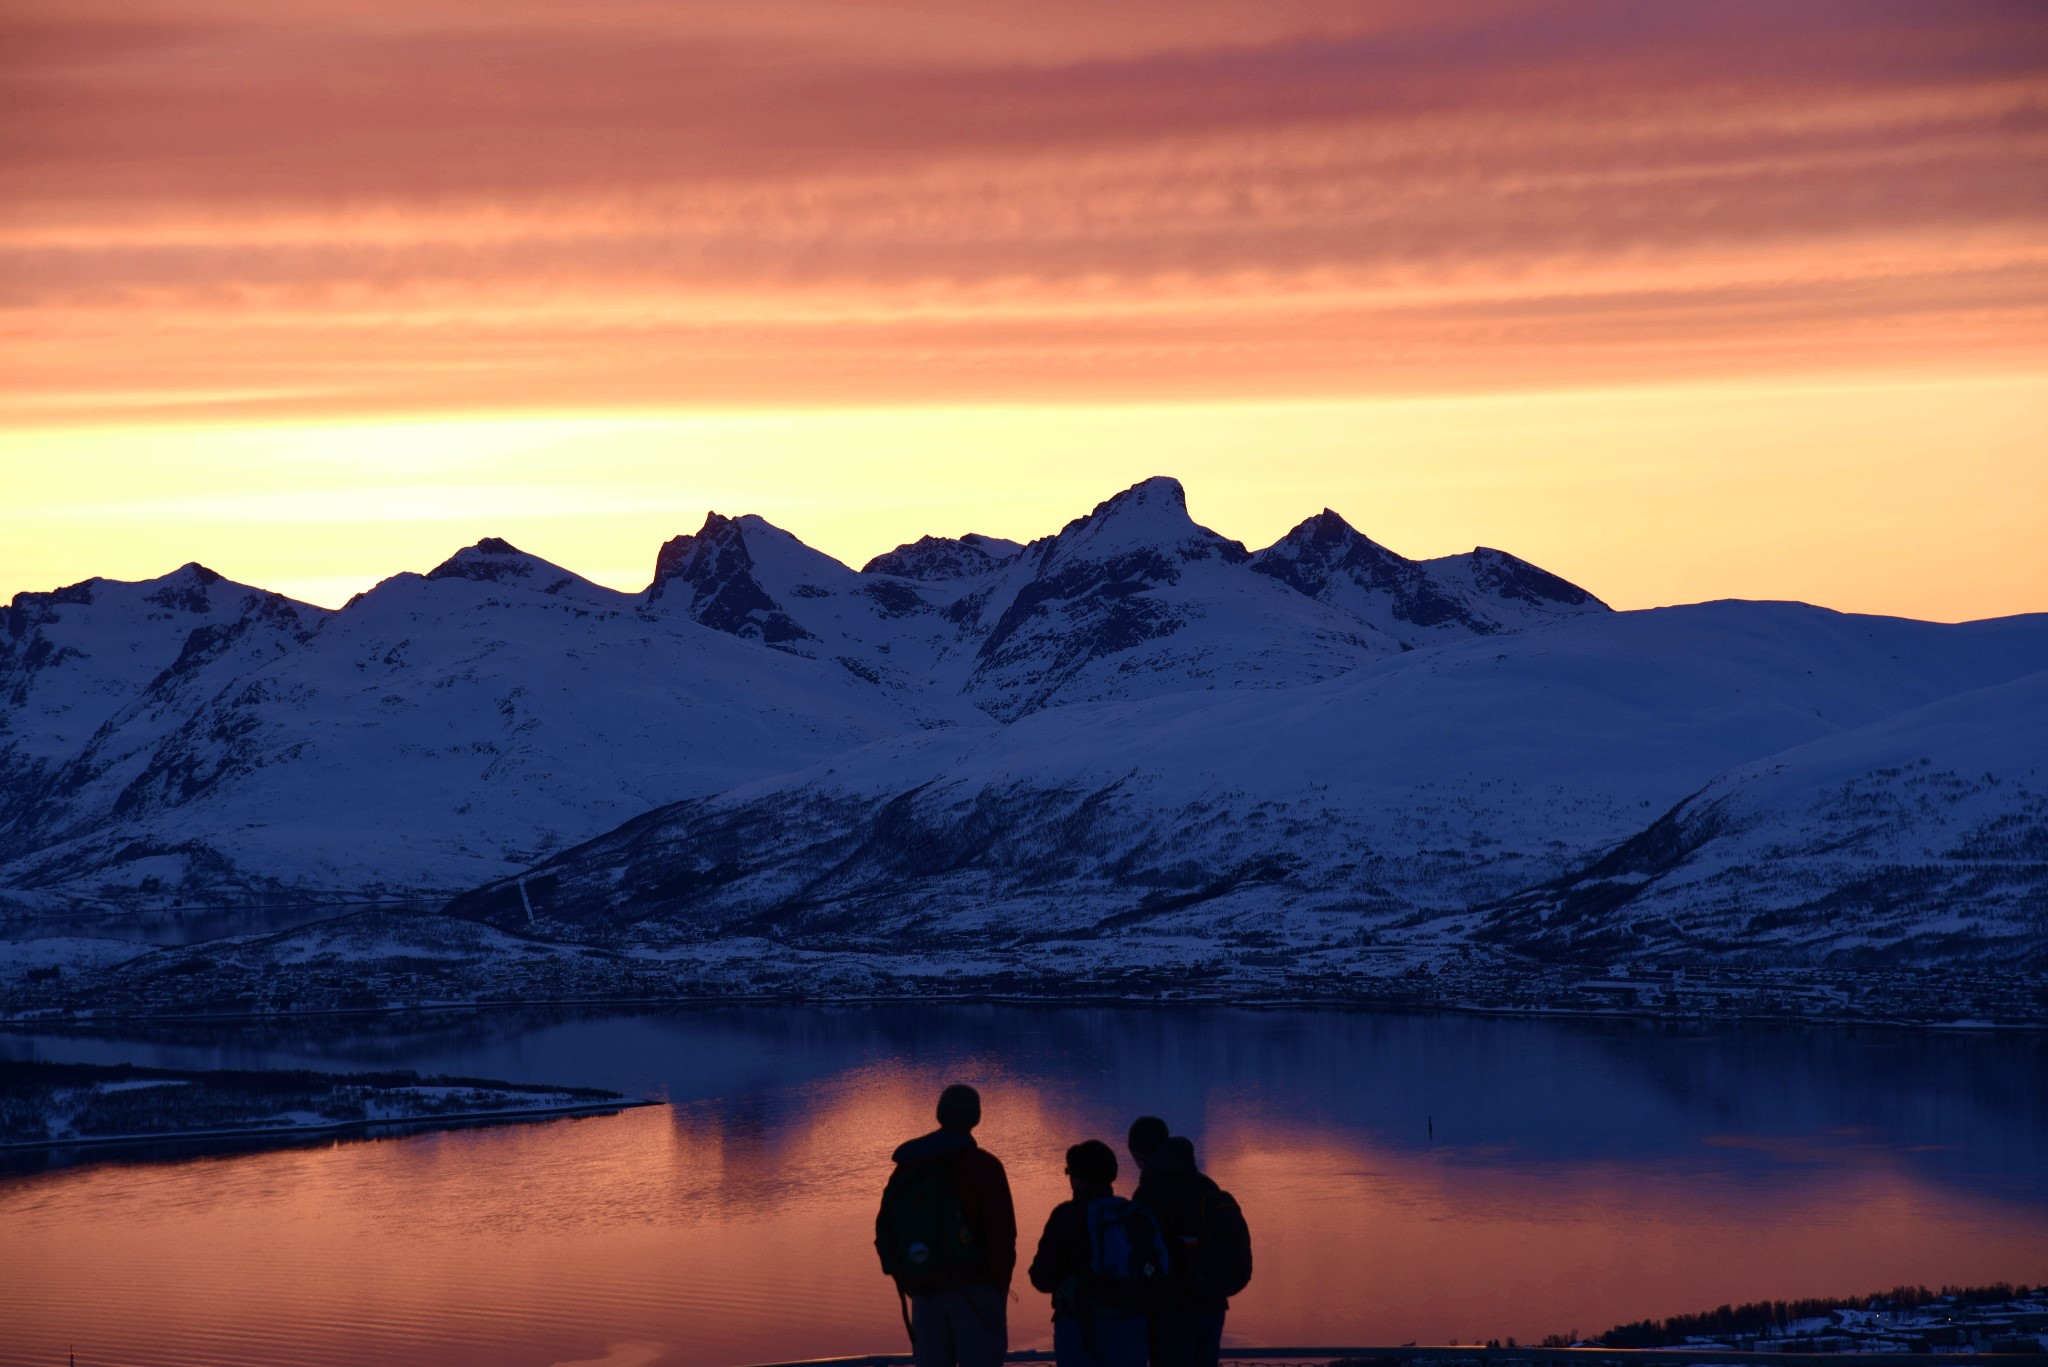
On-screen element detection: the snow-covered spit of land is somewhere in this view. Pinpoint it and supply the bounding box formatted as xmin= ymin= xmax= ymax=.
xmin=3 ymin=476 xmax=2043 ymax=1022
xmin=0 ymin=1059 xmax=646 ymax=1151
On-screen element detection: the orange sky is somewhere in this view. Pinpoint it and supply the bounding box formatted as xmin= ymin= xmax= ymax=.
xmin=4 ymin=0 xmax=2045 ymax=617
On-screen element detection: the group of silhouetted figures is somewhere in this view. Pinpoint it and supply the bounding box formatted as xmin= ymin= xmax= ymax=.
xmin=877 ymin=1084 xmax=1252 ymax=1367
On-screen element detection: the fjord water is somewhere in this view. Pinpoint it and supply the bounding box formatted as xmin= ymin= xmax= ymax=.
xmin=3 ymin=1008 xmax=2044 ymax=1367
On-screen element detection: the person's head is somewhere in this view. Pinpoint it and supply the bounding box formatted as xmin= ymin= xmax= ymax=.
xmin=936 ymin=1083 xmax=982 ymax=1132
xmin=1167 ymin=1134 xmax=1197 ymax=1169
xmin=1127 ymin=1115 xmax=1169 ymax=1166
xmin=1065 ymin=1139 xmax=1117 ymax=1193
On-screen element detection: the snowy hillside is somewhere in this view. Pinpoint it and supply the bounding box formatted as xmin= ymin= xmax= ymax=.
xmin=3 ymin=477 xmax=1610 ymax=924
xmin=1477 ymin=668 xmax=2048 ymax=969
xmin=1 ymin=564 xmax=327 ymax=834
xmin=1251 ymin=509 xmax=1603 ymax=646
xmin=444 ymin=602 xmax=2048 ymax=960
xmin=640 ymin=477 xmax=1609 ymax=720
xmin=1 ymin=540 xmax=972 ymax=920
xmin=3 ymin=476 xmax=2042 ymax=1022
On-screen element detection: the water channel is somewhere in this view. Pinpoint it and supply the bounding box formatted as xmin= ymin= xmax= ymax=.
xmin=3 ymin=1006 xmax=2043 ymax=1367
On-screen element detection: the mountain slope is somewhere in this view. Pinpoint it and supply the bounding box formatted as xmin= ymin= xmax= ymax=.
xmin=0 ymin=540 xmax=974 ymax=920
xmin=1251 ymin=509 xmax=1606 ymax=646
xmin=645 ymin=512 xmax=978 ymax=693
xmin=1 ymin=564 xmax=328 ymax=836
xmin=636 ymin=477 xmax=1605 ymax=721
xmin=1476 ymin=667 xmax=2048 ymax=969
xmin=947 ymin=477 xmax=1401 ymax=718
xmin=443 ymin=602 xmax=2048 ymax=959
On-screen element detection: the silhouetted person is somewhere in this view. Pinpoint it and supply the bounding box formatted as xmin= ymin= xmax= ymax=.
xmin=877 ymin=1083 xmax=1018 ymax=1367
xmin=1029 ymin=1139 xmax=1163 ymax=1367
xmin=1128 ymin=1118 xmax=1252 ymax=1367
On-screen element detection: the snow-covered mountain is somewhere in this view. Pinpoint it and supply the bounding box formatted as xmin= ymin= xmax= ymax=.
xmin=1 ymin=540 xmax=971 ymax=918
xmin=1477 ymin=667 xmax=2048 ymax=970
xmin=4 ymin=479 xmax=1604 ymax=925
xmin=1 ymin=564 xmax=328 ymax=837
xmin=640 ymin=477 xmax=1609 ymax=720
xmin=1250 ymin=509 xmax=1603 ymax=646
xmin=442 ymin=602 xmax=2048 ymax=964
xmin=3 ymin=475 xmax=2041 ymax=1021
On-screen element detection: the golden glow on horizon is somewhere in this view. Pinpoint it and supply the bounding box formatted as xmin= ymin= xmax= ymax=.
xmin=4 ymin=0 xmax=2044 ymax=621
xmin=4 ymin=373 xmax=2041 ymax=623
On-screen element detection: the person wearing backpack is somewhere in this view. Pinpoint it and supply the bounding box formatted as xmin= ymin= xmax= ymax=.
xmin=1027 ymin=1139 xmax=1163 ymax=1367
xmin=875 ymin=1083 xmax=1018 ymax=1367
xmin=1127 ymin=1118 xmax=1253 ymax=1367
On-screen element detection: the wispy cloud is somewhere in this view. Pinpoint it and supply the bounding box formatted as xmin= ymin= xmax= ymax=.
xmin=3 ymin=0 xmax=2044 ymax=417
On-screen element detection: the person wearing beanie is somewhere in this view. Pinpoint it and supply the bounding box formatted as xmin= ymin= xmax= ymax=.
xmin=1028 ymin=1140 xmax=1153 ymax=1367
xmin=875 ymin=1083 xmax=1017 ymax=1367
xmin=1126 ymin=1116 xmax=1169 ymax=1165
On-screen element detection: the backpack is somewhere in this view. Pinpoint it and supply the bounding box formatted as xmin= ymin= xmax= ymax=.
xmin=876 ymin=1156 xmax=980 ymax=1294
xmin=1178 ymin=1183 xmax=1253 ymax=1301
xmin=1082 ymin=1195 xmax=1171 ymax=1311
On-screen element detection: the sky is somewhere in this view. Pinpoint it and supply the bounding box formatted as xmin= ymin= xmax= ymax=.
xmin=4 ymin=0 xmax=2044 ymax=618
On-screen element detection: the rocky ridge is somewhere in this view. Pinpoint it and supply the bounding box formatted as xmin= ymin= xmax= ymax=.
xmin=4 ymin=476 xmax=2041 ymax=1023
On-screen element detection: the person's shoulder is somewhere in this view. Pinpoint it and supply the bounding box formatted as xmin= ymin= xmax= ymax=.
xmin=891 ymin=1128 xmax=971 ymax=1166
xmin=1040 ymin=1195 xmax=1083 ymax=1225
xmin=961 ymin=1144 xmax=1008 ymax=1177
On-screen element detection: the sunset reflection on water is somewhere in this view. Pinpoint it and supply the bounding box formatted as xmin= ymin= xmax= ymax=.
xmin=3 ymin=1009 xmax=2044 ymax=1367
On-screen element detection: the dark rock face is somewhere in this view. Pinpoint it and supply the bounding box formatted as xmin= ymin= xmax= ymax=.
xmin=962 ymin=480 xmax=1248 ymax=719
xmin=1472 ymin=792 xmax=1724 ymax=962
xmin=646 ymin=513 xmax=815 ymax=646
xmin=47 ymin=582 xmax=99 ymax=608
xmin=0 ymin=571 xmax=326 ymax=844
xmin=9 ymin=579 xmax=101 ymax=631
xmin=144 ymin=564 xmax=224 ymax=614
xmin=1251 ymin=509 xmax=1607 ymax=638
xmin=863 ymin=534 xmax=1013 ymax=581
xmin=1467 ymin=547 xmax=1602 ymax=607
xmin=1252 ymin=510 xmax=1473 ymax=629
xmin=425 ymin=539 xmax=537 ymax=584
xmin=978 ymin=549 xmax=1184 ymax=667
xmin=859 ymin=581 xmax=932 ymax=618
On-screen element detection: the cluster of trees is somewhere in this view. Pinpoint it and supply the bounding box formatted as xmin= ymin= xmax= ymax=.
xmin=1595 ymin=1284 xmax=2039 ymax=1348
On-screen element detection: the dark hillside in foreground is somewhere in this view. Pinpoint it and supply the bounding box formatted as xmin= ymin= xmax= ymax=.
xmin=1578 ymin=1284 xmax=2047 ymax=1354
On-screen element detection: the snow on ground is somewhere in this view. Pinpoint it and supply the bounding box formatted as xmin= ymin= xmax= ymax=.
xmin=5 ymin=477 xmax=2045 ymax=1012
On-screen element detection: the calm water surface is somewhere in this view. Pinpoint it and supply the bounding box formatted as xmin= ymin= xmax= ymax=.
xmin=3 ymin=1007 xmax=2045 ymax=1367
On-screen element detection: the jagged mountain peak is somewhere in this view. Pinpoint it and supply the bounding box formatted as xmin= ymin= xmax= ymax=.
xmin=416 ymin=539 xmax=609 ymax=601
xmin=645 ymin=511 xmax=825 ymax=645
xmin=1250 ymin=508 xmax=1417 ymax=608
xmin=425 ymin=538 xmax=538 ymax=581
xmin=8 ymin=562 xmax=291 ymax=627
xmin=10 ymin=561 xmax=227 ymax=614
xmin=1454 ymin=546 xmax=1607 ymax=609
xmin=862 ymin=533 xmax=1021 ymax=581
xmin=648 ymin=512 xmax=850 ymax=600
xmin=1041 ymin=475 xmax=1246 ymax=571
xmin=1248 ymin=508 xmax=1608 ymax=643
xmin=648 ymin=513 xmax=750 ymax=600
xmin=165 ymin=561 xmax=224 ymax=586
xmin=1262 ymin=507 xmax=1406 ymax=566
xmin=963 ymin=533 xmax=1024 ymax=556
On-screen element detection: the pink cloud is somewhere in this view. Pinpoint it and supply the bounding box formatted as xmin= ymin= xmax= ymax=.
xmin=3 ymin=0 xmax=2044 ymax=415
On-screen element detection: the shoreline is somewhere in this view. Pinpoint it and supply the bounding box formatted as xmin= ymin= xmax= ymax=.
xmin=4 ymin=991 xmax=2043 ymax=1034
xmin=0 ymin=1095 xmax=660 ymax=1155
